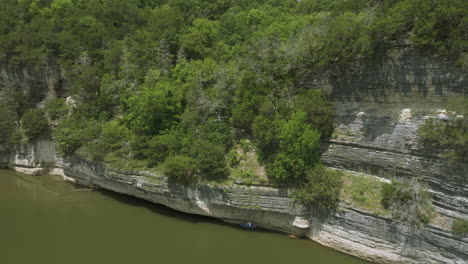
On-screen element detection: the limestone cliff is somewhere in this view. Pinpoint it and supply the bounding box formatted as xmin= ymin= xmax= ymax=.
xmin=6 ymin=138 xmax=63 ymax=176
xmin=60 ymin=155 xmax=467 ymax=264
xmin=0 ymin=62 xmax=63 ymax=107
xmin=322 ymin=49 xmax=467 ymax=219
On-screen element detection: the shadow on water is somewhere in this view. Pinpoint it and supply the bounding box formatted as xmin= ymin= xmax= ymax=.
xmin=6 ymin=169 xmax=283 ymax=236
xmin=97 ymin=188 xmax=284 ymax=235
xmin=1 ymin=170 xmax=371 ymax=264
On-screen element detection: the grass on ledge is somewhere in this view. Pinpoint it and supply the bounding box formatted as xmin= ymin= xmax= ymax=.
xmin=76 ymin=142 xmax=390 ymax=218
xmin=228 ymin=141 xmax=269 ymax=186
xmin=339 ymin=169 xmax=389 ymax=217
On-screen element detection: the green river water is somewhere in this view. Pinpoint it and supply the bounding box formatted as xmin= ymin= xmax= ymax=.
xmin=0 ymin=169 xmax=369 ymax=264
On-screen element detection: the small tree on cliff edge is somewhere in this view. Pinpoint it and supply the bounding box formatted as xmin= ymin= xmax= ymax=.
xmin=381 ymin=177 xmax=435 ymax=230
xmin=21 ymin=108 xmax=48 ymax=140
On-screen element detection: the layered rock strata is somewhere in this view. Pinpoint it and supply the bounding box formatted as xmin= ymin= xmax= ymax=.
xmin=322 ymin=49 xmax=468 ymax=219
xmin=0 ymin=63 xmax=63 ymax=105
xmin=6 ymin=138 xmax=63 ymax=176
xmin=60 ymin=155 xmax=467 ymax=264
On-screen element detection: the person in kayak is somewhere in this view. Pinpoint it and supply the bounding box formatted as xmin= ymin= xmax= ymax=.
xmin=240 ymin=221 xmax=256 ymax=228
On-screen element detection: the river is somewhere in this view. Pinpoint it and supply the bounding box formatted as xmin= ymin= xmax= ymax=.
xmin=0 ymin=169 xmax=368 ymax=264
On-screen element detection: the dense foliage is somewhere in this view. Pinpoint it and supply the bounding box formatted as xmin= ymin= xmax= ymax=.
xmin=381 ymin=178 xmax=434 ymax=229
xmin=0 ymin=105 xmax=17 ymax=145
xmin=44 ymin=98 xmax=68 ymax=120
xmin=163 ymin=155 xmax=198 ymax=184
xmin=21 ymin=109 xmax=48 ymax=140
xmin=0 ymin=0 xmax=465 ymax=188
xmin=266 ymin=111 xmax=321 ymax=183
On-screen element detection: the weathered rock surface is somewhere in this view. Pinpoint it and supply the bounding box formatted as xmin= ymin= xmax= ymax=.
xmin=6 ymin=138 xmax=63 ymax=176
xmin=0 ymin=62 xmax=63 ymax=105
xmin=61 ymin=155 xmax=468 ymax=264
xmin=323 ymin=49 xmax=468 ymax=219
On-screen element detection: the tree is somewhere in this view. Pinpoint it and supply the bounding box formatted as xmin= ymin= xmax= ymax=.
xmin=178 ymin=58 xmax=236 ymax=122
xmin=122 ymin=70 xmax=185 ymax=135
xmin=146 ymin=5 xmax=183 ymax=40
xmin=85 ymin=120 xmax=131 ymax=161
xmin=269 ymin=111 xmax=321 ymax=183
xmin=252 ymin=115 xmax=279 ymax=161
xmin=156 ymin=39 xmax=174 ymax=75
xmin=418 ymin=118 xmax=447 ymax=148
xmin=3 ymin=89 xmax=32 ymax=119
xmin=293 ymin=89 xmax=335 ymax=140
xmin=180 ymin=18 xmax=221 ymax=59
xmin=231 ymin=102 xmax=255 ymax=132
xmin=296 ymin=164 xmax=343 ymax=209
xmin=54 ymin=110 xmax=101 ymax=155
xmin=191 ymin=140 xmax=229 ymax=181
xmin=163 ymin=155 xmax=198 ymax=184
xmin=45 ymin=98 xmax=68 ymax=120
xmin=21 ymin=109 xmax=48 ymax=140
xmin=418 ymin=114 xmax=468 ymax=161
xmin=381 ymin=178 xmax=435 ymax=229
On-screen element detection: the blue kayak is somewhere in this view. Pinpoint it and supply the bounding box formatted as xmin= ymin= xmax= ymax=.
xmin=240 ymin=223 xmax=256 ymax=228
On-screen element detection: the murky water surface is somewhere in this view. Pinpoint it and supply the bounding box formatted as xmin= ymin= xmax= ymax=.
xmin=0 ymin=170 xmax=369 ymax=264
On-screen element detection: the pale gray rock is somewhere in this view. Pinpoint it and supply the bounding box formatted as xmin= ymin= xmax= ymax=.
xmin=7 ymin=138 xmax=62 ymax=175
xmin=323 ymin=48 xmax=468 ymax=219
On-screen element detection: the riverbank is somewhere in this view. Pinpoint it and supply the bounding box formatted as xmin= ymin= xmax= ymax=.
xmin=1 ymin=169 xmax=371 ymax=264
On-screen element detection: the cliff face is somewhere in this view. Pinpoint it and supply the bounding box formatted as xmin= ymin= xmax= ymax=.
xmin=0 ymin=62 xmax=64 ymax=173
xmin=60 ymin=155 xmax=468 ymax=264
xmin=4 ymin=144 xmax=466 ymax=263
xmin=0 ymin=63 xmax=62 ymax=106
xmin=1 ymin=48 xmax=467 ymax=263
xmin=6 ymin=139 xmax=63 ymax=175
xmin=323 ymin=49 xmax=468 ymax=219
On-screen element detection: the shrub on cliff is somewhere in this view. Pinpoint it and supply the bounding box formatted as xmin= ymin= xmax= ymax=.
xmin=295 ymin=164 xmax=343 ymax=209
xmin=267 ymin=112 xmax=321 ymax=184
xmin=45 ymin=98 xmax=68 ymax=120
xmin=418 ymin=98 xmax=468 ymax=161
xmin=418 ymin=116 xmax=468 ymax=161
xmin=83 ymin=120 xmax=131 ymax=162
xmin=381 ymin=178 xmax=435 ymax=229
xmin=54 ymin=113 xmax=101 ymax=155
xmin=293 ymin=90 xmax=335 ymax=141
xmin=452 ymin=219 xmax=468 ymax=236
xmin=163 ymin=155 xmax=198 ymax=184
xmin=144 ymin=132 xmax=182 ymax=167
xmin=55 ymin=127 xmax=83 ymax=155
xmin=21 ymin=109 xmax=48 ymax=140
